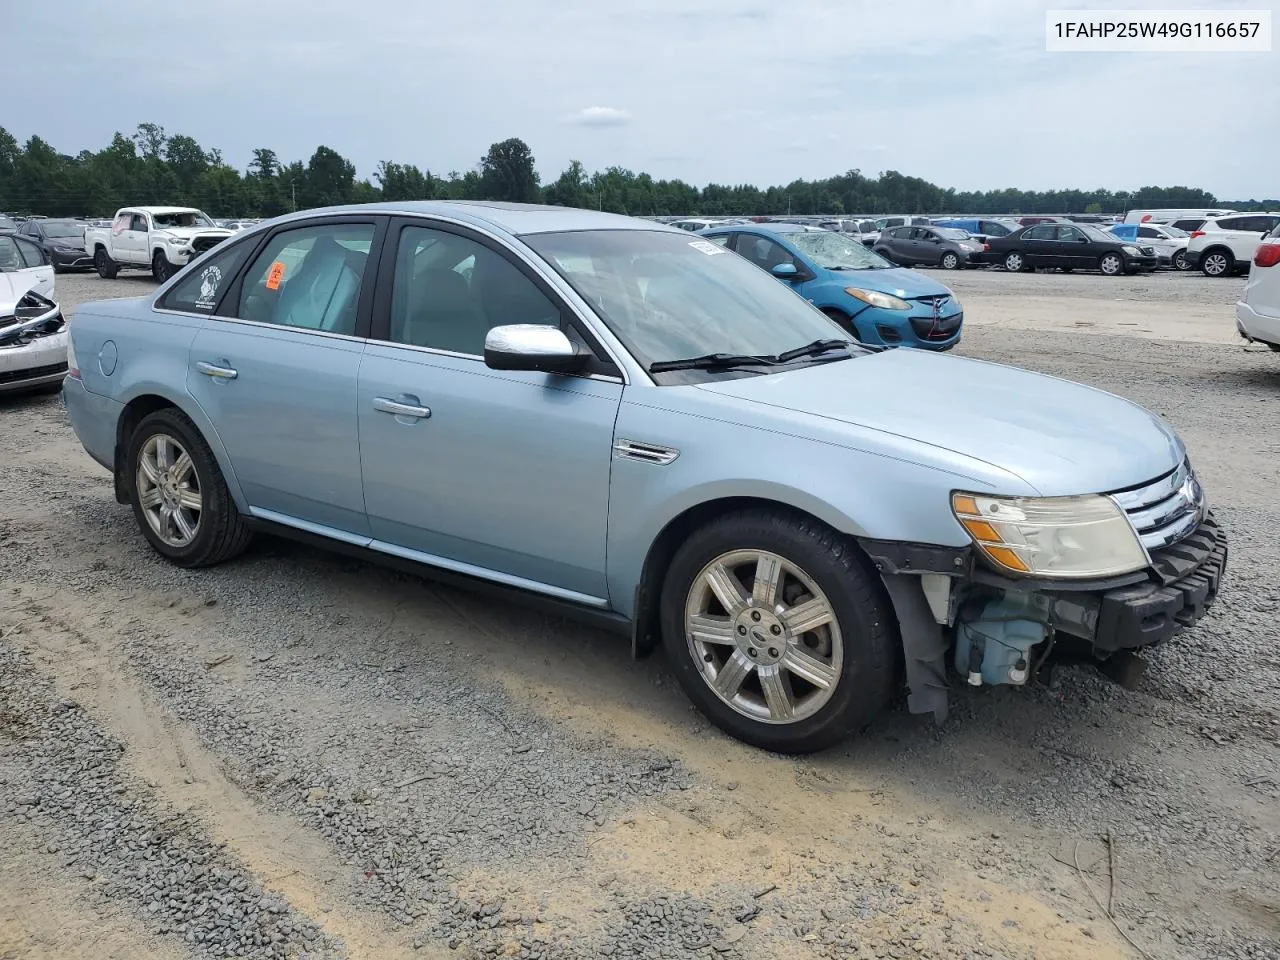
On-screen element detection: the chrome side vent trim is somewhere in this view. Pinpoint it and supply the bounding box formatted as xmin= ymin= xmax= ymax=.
xmin=613 ymin=439 xmax=679 ymax=465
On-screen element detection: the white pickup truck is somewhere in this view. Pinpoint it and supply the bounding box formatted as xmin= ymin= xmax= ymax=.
xmin=85 ymin=207 xmax=234 ymax=282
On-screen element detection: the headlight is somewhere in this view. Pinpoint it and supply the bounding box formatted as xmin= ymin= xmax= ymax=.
xmin=951 ymin=492 xmax=1148 ymax=579
xmin=1122 ymin=245 xmax=1141 ymax=256
xmin=167 ymin=236 xmax=188 ymax=245
xmin=845 ymin=287 xmax=911 ymax=310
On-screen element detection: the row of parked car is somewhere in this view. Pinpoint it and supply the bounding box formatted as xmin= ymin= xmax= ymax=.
xmin=663 ymin=208 xmax=1280 ymax=279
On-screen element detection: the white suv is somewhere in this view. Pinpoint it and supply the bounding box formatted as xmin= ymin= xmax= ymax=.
xmin=1187 ymin=212 xmax=1280 ymax=277
xmin=1236 ymin=225 xmax=1280 ymax=351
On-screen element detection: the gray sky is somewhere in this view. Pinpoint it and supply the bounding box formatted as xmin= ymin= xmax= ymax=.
xmin=10 ymin=0 xmax=1278 ymax=198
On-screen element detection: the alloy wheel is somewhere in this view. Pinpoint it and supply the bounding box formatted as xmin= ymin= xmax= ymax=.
xmin=1004 ymin=253 xmax=1022 ymax=271
xmin=136 ymin=433 xmax=202 ymax=548
xmin=1100 ymin=254 xmax=1121 ymax=275
xmin=1204 ymin=253 xmax=1228 ymax=276
xmin=684 ymin=549 xmax=843 ymax=725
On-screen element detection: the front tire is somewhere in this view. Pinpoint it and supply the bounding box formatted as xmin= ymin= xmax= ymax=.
xmin=94 ymin=247 xmax=118 ymax=279
xmin=660 ymin=509 xmax=896 ymax=754
xmin=940 ymin=251 xmax=959 ymax=270
xmin=127 ymin=408 xmax=253 ymax=568
xmin=1099 ymin=252 xmax=1124 ymax=276
xmin=152 ymin=250 xmax=176 ymax=283
xmin=821 ymin=307 xmax=862 ymax=341
xmin=1173 ymin=250 xmax=1190 ymax=271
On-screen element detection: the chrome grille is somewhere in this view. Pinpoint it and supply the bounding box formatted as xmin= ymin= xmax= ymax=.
xmin=1111 ymin=460 xmax=1205 ymax=552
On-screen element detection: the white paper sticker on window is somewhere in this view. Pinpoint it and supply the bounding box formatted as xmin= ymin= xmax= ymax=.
xmin=688 ymin=239 xmax=727 ymax=256
xmin=195 ymin=264 xmax=223 ymax=309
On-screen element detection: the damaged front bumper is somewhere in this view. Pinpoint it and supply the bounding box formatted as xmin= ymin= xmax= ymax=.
xmin=863 ymin=514 xmax=1228 ymax=720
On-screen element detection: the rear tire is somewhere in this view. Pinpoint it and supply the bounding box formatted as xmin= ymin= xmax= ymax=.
xmin=1201 ymin=248 xmax=1233 ymax=277
xmin=660 ymin=509 xmax=896 ymax=754
xmin=126 ymin=408 xmax=253 ymax=568
xmin=1003 ymin=251 xmax=1031 ymax=272
xmin=94 ymin=247 xmax=118 ymax=279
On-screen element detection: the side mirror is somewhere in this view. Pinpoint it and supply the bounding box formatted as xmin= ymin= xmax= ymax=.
xmin=771 ymin=262 xmax=799 ymax=279
xmin=484 ymin=324 xmax=588 ymax=374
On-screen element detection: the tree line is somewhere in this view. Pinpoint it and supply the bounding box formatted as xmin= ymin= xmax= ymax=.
xmin=1 ymin=123 xmax=1273 ymax=220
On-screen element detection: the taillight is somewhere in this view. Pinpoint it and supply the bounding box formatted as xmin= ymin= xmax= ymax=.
xmin=1190 ymin=230 xmax=1205 ymax=239
xmin=66 ymin=336 xmax=80 ymax=379
xmin=983 ymin=243 xmax=991 ymax=252
xmin=1255 ymin=243 xmax=1280 ymax=268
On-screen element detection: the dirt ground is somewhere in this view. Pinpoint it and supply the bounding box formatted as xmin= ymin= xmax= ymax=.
xmin=1 ymin=267 xmax=1277 ymax=960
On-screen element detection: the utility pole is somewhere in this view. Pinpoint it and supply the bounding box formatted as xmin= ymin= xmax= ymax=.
xmin=291 ymin=180 xmax=297 ymax=211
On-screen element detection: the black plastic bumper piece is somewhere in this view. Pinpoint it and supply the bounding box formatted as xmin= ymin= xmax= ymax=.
xmin=1090 ymin=516 xmax=1226 ymax=652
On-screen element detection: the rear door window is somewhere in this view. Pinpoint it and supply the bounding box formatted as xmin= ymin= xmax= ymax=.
xmin=236 ymin=223 xmax=376 ymax=336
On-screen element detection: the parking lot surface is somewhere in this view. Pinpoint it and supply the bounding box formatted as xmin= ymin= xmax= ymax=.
xmin=2 ymin=269 xmax=1277 ymax=960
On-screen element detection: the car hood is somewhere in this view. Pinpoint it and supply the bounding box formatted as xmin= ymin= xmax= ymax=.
xmin=834 ymin=266 xmax=951 ymax=298
xmin=0 ymin=270 xmax=42 ymax=314
xmin=695 ymin=348 xmax=1183 ymax=496
xmin=161 ymin=227 xmax=234 ymax=240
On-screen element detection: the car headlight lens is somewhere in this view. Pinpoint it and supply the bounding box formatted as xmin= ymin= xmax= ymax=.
xmin=167 ymin=236 xmax=188 ymax=245
xmin=951 ymin=492 xmax=1148 ymax=579
xmin=845 ymin=287 xmax=911 ymax=310
xmin=1122 ymin=245 xmax=1141 ymax=256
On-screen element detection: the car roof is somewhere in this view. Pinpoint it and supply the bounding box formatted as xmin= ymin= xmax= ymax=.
xmin=126 ymin=206 xmax=208 ymax=215
xmin=264 ymin=200 xmax=671 ymax=237
xmin=703 ymin=222 xmax=811 ymax=236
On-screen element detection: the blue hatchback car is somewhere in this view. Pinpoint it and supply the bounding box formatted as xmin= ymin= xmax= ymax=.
xmin=699 ymin=223 xmax=963 ymax=349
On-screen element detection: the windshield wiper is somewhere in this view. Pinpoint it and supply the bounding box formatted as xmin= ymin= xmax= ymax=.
xmin=775 ymin=338 xmax=854 ymax=363
xmin=649 ymin=353 xmax=781 ymax=373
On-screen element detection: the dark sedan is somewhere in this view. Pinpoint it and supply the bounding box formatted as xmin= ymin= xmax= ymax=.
xmin=15 ymin=218 xmax=92 ymax=271
xmin=873 ymin=225 xmax=987 ymax=270
xmin=984 ymin=223 xmax=1159 ymax=276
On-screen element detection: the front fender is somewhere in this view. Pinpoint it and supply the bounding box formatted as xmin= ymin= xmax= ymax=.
xmin=605 ymin=391 xmax=999 ymax=619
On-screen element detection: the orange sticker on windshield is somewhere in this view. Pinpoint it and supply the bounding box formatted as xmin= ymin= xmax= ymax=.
xmin=265 ymin=261 xmax=286 ymax=290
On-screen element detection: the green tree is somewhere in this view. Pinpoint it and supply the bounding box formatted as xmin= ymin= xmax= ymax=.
xmin=479 ymin=138 xmax=539 ymax=203
xmin=300 ymin=146 xmax=355 ymax=208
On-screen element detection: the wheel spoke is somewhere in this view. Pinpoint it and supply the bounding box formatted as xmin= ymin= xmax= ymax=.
xmin=782 ymin=644 xmax=837 ymax=690
xmin=154 ymin=437 xmax=172 ymax=471
xmin=703 ymin=562 xmax=748 ymax=615
xmin=178 ymin=487 xmax=202 ymax=511
xmin=713 ymin=650 xmax=753 ymax=699
xmin=138 ymin=488 xmax=163 ymax=509
xmin=780 ymin=596 xmax=834 ymax=635
xmin=688 ymin=614 xmax=735 ymax=646
xmin=751 ymin=554 xmax=782 ymax=608
xmin=171 ymin=451 xmax=194 ymax=484
xmin=173 ymin=508 xmax=197 ymax=542
xmin=138 ymin=454 xmax=160 ymax=485
xmin=757 ymin=664 xmax=794 ymax=721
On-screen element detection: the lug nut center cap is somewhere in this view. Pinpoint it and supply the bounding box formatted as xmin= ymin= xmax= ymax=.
xmin=733 ymin=607 xmax=785 ymax=664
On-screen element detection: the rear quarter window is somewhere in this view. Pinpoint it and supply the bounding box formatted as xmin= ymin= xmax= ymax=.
xmin=158 ymin=240 xmax=254 ymax=313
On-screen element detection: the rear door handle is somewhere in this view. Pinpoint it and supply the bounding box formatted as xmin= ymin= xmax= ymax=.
xmin=196 ymin=360 xmax=238 ymax=380
xmin=373 ymin=396 xmax=431 ymax=419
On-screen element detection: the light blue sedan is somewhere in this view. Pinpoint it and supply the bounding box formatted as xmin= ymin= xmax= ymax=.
xmin=62 ymin=202 xmax=1225 ymax=753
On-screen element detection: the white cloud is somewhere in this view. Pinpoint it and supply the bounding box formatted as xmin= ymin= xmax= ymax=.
xmin=565 ymin=107 xmax=631 ymax=127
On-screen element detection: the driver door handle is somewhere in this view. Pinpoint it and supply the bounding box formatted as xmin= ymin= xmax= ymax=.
xmin=195 ymin=360 xmax=238 ymax=380
xmin=373 ymin=397 xmax=431 ymax=419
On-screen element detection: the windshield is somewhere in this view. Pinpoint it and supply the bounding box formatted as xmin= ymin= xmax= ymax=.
xmin=44 ymin=221 xmax=85 ymax=239
xmin=524 ymin=229 xmax=862 ymax=379
xmin=1080 ymin=225 xmax=1121 ymax=243
xmin=789 ymin=231 xmax=892 ymax=270
xmin=1159 ymin=225 xmax=1189 ymax=238
xmin=934 ymin=227 xmax=971 ymax=240
xmin=858 ymin=221 xmax=877 ymax=233
xmin=152 ymin=211 xmax=214 ymax=228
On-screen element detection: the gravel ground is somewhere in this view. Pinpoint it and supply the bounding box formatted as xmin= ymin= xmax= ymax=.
xmin=1 ymin=269 xmax=1277 ymax=960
